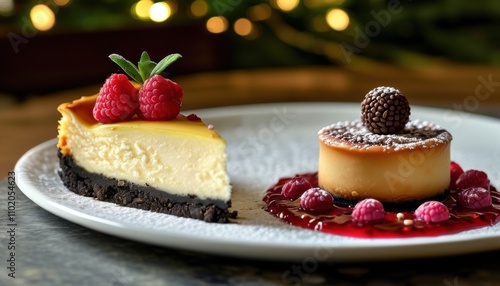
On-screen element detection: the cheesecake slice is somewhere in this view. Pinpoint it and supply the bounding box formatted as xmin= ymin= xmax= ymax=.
xmin=57 ymin=95 xmax=236 ymax=223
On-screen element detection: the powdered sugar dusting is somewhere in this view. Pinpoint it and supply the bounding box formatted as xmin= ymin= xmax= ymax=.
xmin=319 ymin=119 xmax=452 ymax=151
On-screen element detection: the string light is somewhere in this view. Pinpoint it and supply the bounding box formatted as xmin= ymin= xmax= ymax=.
xmin=206 ymin=16 xmax=228 ymax=33
xmin=30 ymin=4 xmax=55 ymax=31
xmin=234 ymin=18 xmax=259 ymax=39
xmin=194 ymin=1 xmax=357 ymax=62
xmin=149 ymin=1 xmax=170 ymax=22
xmin=21 ymin=0 xmax=358 ymax=63
xmin=326 ymin=8 xmax=349 ymax=31
xmin=132 ymin=0 xmax=153 ymax=20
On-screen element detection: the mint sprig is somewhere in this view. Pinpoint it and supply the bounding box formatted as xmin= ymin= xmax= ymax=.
xmin=109 ymin=51 xmax=182 ymax=84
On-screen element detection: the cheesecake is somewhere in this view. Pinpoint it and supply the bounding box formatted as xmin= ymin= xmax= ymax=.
xmin=317 ymin=86 xmax=453 ymax=209
xmin=56 ymin=52 xmax=236 ymax=223
xmin=318 ymin=119 xmax=452 ymax=206
xmin=57 ymin=95 xmax=236 ymax=222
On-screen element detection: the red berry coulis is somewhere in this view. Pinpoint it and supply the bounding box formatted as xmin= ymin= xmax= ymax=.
xmin=263 ymin=172 xmax=500 ymax=239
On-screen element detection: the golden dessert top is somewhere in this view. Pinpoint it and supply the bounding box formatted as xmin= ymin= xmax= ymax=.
xmin=57 ymin=94 xmax=224 ymax=140
xmin=318 ymin=119 xmax=452 ymax=152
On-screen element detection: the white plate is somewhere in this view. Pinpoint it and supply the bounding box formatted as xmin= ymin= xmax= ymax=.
xmin=14 ymin=103 xmax=500 ymax=262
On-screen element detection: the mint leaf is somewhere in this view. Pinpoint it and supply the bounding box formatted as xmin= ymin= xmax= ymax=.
xmin=138 ymin=51 xmax=156 ymax=83
xmin=149 ymin=53 xmax=182 ymax=77
xmin=109 ymin=54 xmax=143 ymax=83
xmin=109 ymin=52 xmax=182 ymax=83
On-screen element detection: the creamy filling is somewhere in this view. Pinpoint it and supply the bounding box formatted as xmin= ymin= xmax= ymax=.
xmin=318 ymin=142 xmax=450 ymax=202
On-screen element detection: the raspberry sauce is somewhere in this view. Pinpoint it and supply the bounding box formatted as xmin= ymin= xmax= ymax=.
xmin=263 ymin=172 xmax=500 ymax=238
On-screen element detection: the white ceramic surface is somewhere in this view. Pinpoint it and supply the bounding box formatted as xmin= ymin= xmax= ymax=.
xmin=14 ymin=103 xmax=500 ymax=262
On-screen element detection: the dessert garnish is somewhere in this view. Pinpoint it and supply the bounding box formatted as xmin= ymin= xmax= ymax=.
xmin=351 ymin=198 xmax=385 ymax=224
xmin=93 ymin=51 xmax=183 ymax=123
xmin=93 ymin=74 xmax=139 ymax=123
xmin=455 ymin=170 xmax=492 ymax=209
xmin=456 ymin=170 xmax=490 ymax=190
xmin=361 ymin=86 xmax=411 ymax=134
xmin=263 ymin=161 xmax=500 ymax=238
xmin=299 ymin=187 xmax=334 ymax=212
xmin=457 ymin=187 xmax=492 ymax=209
xmin=449 ymin=161 xmax=465 ymax=190
xmin=186 ymin=113 xmax=202 ymax=121
xmin=414 ymin=201 xmax=450 ymax=223
xmin=137 ymin=74 xmax=183 ymax=120
xmin=281 ymin=176 xmax=313 ymax=200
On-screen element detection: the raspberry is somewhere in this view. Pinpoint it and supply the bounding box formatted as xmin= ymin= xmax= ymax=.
xmin=299 ymin=188 xmax=334 ymax=212
xmin=457 ymin=187 xmax=492 ymax=209
xmin=186 ymin=114 xmax=201 ymax=121
xmin=104 ymin=52 xmax=183 ymax=122
xmin=281 ymin=176 xmax=313 ymax=200
xmin=351 ymin=198 xmax=385 ymax=224
xmin=414 ymin=201 xmax=449 ymax=223
xmin=449 ymin=161 xmax=464 ymax=190
xmin=93 ymin=74 xmax=138 ymax=123
xmin=138 ymin=75 xmax=183 ymax=120
xmin=456 ymin=170 xmax=490 ymax=190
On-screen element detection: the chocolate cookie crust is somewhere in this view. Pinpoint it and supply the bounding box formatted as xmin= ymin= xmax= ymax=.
xmin=57 ymin=150 xmax=237 ymax=223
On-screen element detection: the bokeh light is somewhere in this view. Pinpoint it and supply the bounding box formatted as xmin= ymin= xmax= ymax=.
xmin=234 ymin=18 xmax=259 ymax=39
xmin=30 ymin=4 xmax=55 ymax=31
xmin=149 ymin=2 xmax=171 ymax=22
xmin=326 ymin=8 xmax=349 ymax=31
xmin=206 ymin=16 xmax=228 ymax=33
xmin=234 ymin=18 xmax=252 ymax=36
xmin=132 ymin=0 xmax=153 ymax=20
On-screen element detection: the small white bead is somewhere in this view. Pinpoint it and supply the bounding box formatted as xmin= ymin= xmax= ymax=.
xmin=403 ymin=219 xmax=414 ymax=226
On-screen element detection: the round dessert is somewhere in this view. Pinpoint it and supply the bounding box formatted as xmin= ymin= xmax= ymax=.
xmin=318 ymin=87 xmax=453 ymax=208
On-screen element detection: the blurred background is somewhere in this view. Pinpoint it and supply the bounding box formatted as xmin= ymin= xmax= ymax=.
xmin=1 ymin=0 xmax=499 ymax=100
